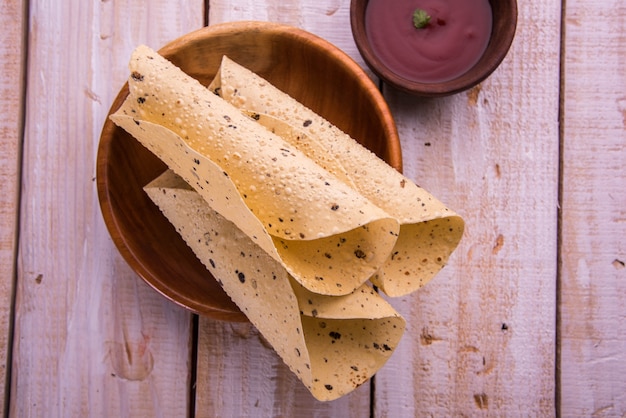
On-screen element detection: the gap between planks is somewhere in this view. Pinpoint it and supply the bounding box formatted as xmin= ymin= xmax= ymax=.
xmin=2 ymin=0 xmax=30 ymax=415
xmin=555 ymin=0 xmax=568 ymax=415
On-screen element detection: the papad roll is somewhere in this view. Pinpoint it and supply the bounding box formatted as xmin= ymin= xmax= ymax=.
xmin=111 ymin=46 xmax=400 ymax=296
xmin=209 ymin=56 xmax=465 ymax=296
xmin=144 ymin=170 xmax=405 ymax=401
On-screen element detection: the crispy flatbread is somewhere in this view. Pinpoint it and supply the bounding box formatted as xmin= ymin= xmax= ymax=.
xmin=144 ymin=170 xmax=405 ymax=401
xmin=210 ymin=56 xmax=465 ymax=296
xmin=111 ymin=46 xmax=400 ymax=296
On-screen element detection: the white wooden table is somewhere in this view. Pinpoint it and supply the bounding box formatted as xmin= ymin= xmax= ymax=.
xmin=2 ymin=0 xmax=625 ymax=416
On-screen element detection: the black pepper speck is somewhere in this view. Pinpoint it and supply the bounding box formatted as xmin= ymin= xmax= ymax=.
xmin=131 ymin=71 xmax=144 ymax=81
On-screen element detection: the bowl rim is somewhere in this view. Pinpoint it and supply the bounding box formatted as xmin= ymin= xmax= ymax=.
xmin=96 ymin=20 xmax=403 ymax=319
xmin=349 ymin=0 xmax=518 ymax=97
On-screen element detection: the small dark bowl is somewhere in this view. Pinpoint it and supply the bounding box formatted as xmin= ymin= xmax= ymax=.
xmin=97 ymin=21 xmax=402 ymax=322
xmin=350 ymin=0 xmax=517 ymax=97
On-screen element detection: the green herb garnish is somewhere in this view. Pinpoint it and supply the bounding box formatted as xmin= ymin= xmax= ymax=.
xmin=412 ymin=9 xmax=431 ymax=29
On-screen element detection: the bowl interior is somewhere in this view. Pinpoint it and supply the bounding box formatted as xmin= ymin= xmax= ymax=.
xmin=97 ymin=21 xmax=402 ymax=321
xmin=350 ymin=0 xmax=518 ymax=97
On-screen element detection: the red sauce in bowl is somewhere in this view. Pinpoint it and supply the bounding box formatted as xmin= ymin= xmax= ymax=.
xmin=365 ymin=0 xmax=492 ymax=83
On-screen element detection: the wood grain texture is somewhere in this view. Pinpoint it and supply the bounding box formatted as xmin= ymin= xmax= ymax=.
xmin=10 ymin=0 xmax=202 ymax=416
xmin=0 ymin=0 xmax=26 ymax=415
xmin=559 ymin=0 xmax=626 ymax=415
xmin=373 ymin=0 xmax=562 ymax=416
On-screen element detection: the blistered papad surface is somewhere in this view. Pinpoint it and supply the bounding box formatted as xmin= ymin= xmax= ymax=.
xmin=209 ymin=56 xmax=465 ymax=296
xmin=144 ymin=170 xmax=405 ymax=401
xmin=111 ymin=45 xmax=400 ymax=296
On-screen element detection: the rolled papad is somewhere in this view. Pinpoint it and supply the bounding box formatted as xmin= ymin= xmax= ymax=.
xmin=110 ymin=45 xmax=400 ymax=296
xmin=240 ymin=110 xmax=357 ymax=189
xmin=209 ymin=56 xmax=465 ymax=296
xmin=144 ymin=170 xmax=405 ymax=401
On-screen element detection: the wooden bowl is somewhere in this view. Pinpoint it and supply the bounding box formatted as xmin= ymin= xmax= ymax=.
xmin=350 ymin=0 xmax=517 ymax=97
xmin=97 ymin=21 xmax=402 ymax=321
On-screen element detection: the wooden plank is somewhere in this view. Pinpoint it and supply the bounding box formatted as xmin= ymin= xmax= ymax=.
xmin=194 ymin=2 xmax=371 ymax=415
xmin=559 ymin=0 xmax=626 ymax=415
xmin=208 ymin=0 xmax=367 ymax=70
xmin=0 ymin=0 xmax=26 ymax=415
xmin=195 ymin=320 xmax=370 ymax=417
xmin=373 ymin=1 xmax=562 ymax=416
xmin=10 ymin=0 xmax=203 ymax=416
